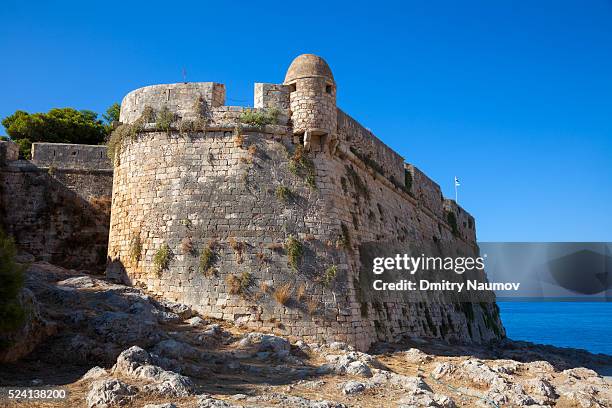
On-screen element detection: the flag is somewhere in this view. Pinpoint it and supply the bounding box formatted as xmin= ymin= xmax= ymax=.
xmin=454 ymin=176 xmax=460 ymax=187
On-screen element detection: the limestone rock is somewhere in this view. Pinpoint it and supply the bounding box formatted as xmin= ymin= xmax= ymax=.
xmin=342 ymin=380 xmax=366 ymax=395
xmin=197 ymin=394 xmax=242 ymax=407
xmin=81 ymin=366 xmax=107 ymax=381
xmin=403 ymin=347 xmax=433 ymax=364
xmin=238 ymin=332 xmax=291 ymax=354
xmin=86 ymin=378 xmax=138 ymax=408
xmin=112 ymin=345 xmax=196 ymax=396
xmin=153 ymin=339 xmax=200 ymax=360
xmin=397 ymin=391 xmax=456 ymax=408
xmin=0 ymin=288 xmax=56 ymax=363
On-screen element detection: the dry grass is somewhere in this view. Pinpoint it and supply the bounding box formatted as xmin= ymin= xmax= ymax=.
xmin=226 ymin=275 xmax=242 ymax=295
xmin=247 ymin=144 xmax=257 ymax=157
xmin=273 ymin=283 xmax=292 ymax=306
xmin=180 ymin=237 xmax=193 ymax=254
xmin=233 ymin=132 xmax=244 ymax=148
xmin=228 ymin=237 xmax=245 ymax=263
xmin=296 ymin=283 xmax=306 ymax=302
xmin=306 ymin=299 xmax=318 ymax=315
xmin=255 ymin=251 xmax=266 ymax=263
xmin=266 ymin=242 xmax=284 ymax=251
xmin=260 ymin=282 xmax=271 ymax=293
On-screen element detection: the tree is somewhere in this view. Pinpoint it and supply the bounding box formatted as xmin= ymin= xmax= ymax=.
xmin=103 ymin=103 xmax=121 ymax=134
xmin=2 ymin=106 xmax=119 ymax=158
xmin=103 ymin=103 xmax=120 ymax=124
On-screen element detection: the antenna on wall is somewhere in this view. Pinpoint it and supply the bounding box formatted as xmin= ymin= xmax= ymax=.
xmin=182 ymin=67 xmax=187 ymax=83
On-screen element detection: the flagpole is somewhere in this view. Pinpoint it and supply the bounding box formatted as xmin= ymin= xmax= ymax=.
xmin=454 ymin=176 xmax=458 ymax=204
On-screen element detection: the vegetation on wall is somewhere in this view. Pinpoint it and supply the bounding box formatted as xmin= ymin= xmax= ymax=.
xmin=285 ymin=235 xmax=303 ymax=270
xmin=273 ymin=282 xmax=292 ymax=305
xmin=199 ymin=241 xmax=217 ymax=276
xmin=338 ymin=223 xmax=351 ymax=249
xmin=155 ymin=106 xmax=175 ymax=133
xmin=349 ymin=146 xmax=385 ymax=175
xmin=321 ymin=265 xmax=338 ymax=287
xmin=228 ymin=237 xmax=245 ymax=264
xmin=288 ymin=145 xmax=316 ymax=189
xmin=106 ymin=105 xmax=154 ymax=161
xmin=153 ymin=243 xmax=171 ymax=277
xmin=345 ymin=165 xmax=370 ymax=200
xmin=404 ymin=169 xmax=413 ymax=192
xmin=226 ymin=272 xmax=252 ymax=296
xmin=275 ymin=185 xmax=292 ymax=203
xmin=128 ymin=234 xmax=142 ymax=263
xmin=0 ymin=228 xmax=25 ymax=344
xmin=446 ymin=211 xmax=459 ymax=236
xmin=239 ymin=107 xmax=280 ymax=128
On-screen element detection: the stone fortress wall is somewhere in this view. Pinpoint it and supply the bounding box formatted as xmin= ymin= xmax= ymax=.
xmin=0 ymin=141 xmax=112 ymax=270
xmin=107 ymin=54 xmax=504 ymax=351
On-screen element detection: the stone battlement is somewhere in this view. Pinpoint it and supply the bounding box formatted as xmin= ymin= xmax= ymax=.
xmin=31 ymin=143 xmax=112 ymax=171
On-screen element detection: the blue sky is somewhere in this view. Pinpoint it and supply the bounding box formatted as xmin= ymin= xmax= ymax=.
xmin=1 ymin=0 xmax=610 ymax=242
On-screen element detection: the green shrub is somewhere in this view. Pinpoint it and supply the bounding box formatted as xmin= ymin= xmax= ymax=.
xmin=275 ymin=185 xmax=292 ymax=202
xmin=446 ymin=211 xmax=459 ymax=236
xmin=153 ymin=243 xmax=170 ymax=277
xmin=339 ymin=223 xmax=351 ymax=249
xmin=106 ymin=106 xmax=153 ymax=161
xmin=289 ymin=145 xmax=316 ymax=189
xmin=129 ymin=234 xmax=142 ymax=263
xmin=0 ymin=228 xmax=26 ymax=337
xmin=349 ymin=146 xmax=385 ymax=175
xmin=226 ymin=271 xmax=252 ymax=296
xmin=156 ymin=106 xmax=174 ymax=132
xmin=199 ymin=244 xmax=216 ymax=275
xmin=404 ymin=169 xmax=413 ymax=192
xmin=345 ymin=165 xmax=369 ymax=200
xmin=321 ymin=265 xmax=337 ymax=287
xmin=239 ymin=107 xmax=280 ymax=128
xmin=15 ymin=138 xmax=32 ymax=159
xmin=285 ymin=235 xmax=303 ymax=270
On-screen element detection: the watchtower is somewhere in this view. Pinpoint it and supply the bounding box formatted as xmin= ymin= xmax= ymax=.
xmin=284 ymin=54 xmax=337 ymax=150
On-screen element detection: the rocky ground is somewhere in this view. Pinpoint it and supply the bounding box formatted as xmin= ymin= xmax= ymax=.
xmin=0 ymin=262 xmax=611 ymax=408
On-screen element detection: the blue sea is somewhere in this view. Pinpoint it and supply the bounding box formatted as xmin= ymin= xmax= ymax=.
xmin=498 ymin=302 xmax=612 ymax=356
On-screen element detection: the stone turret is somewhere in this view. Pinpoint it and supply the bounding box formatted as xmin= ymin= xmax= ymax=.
xmin=284 ymin=54 xmax=337 ymax=149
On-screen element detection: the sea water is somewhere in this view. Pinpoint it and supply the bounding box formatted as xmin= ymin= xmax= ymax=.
xmin=498 ymin=302 xmax=612 ymax=356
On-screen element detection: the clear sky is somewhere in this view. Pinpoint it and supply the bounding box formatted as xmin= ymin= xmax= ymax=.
xmin=1 ymin=0 xmax=610 ymax=242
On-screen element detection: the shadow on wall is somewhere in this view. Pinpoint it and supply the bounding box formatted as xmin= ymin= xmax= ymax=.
xmin=0 ymin=164 xmax=112 ymax=272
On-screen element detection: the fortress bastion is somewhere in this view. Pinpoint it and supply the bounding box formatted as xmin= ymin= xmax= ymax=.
xmin=107 ymin=54 xmax=504 ymax=351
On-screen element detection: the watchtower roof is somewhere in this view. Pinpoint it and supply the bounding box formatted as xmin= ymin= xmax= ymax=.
xmin=284 ymin=54 xmax=335 ymax=85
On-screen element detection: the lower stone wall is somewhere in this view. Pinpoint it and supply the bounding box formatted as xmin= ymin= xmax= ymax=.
xmin=321 ymin=148 xmax=503 ymax=344
xmin=0 ymin=162 xmax=112 ymax=270
xmin=108 ymin=129 xmax=370 ymax=346
xmin=108 ymin=128 xmax=504 ymax=351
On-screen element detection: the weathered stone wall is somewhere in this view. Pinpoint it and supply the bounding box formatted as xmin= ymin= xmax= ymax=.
xmin=325 ymin=142 xmax=500 ymax=344
xmin=108 ymin=128 xmax=367 ymax=344
xmin=108 ymin=125 xmax=502 ymax=350
xmin=120 ymin=82 xmax=226 ymax=124
xmin=31 ymin=143 xmax=111 ymax=170
xmin=0 ymin=142 xmax=112 ymax=270
xmin=254 ymin=83 xmax=290 ymax=110
xmin=337 ymin=110 xmax=405 ymax=184
xmin=0 ymin=140 xmax=19 ymax=164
